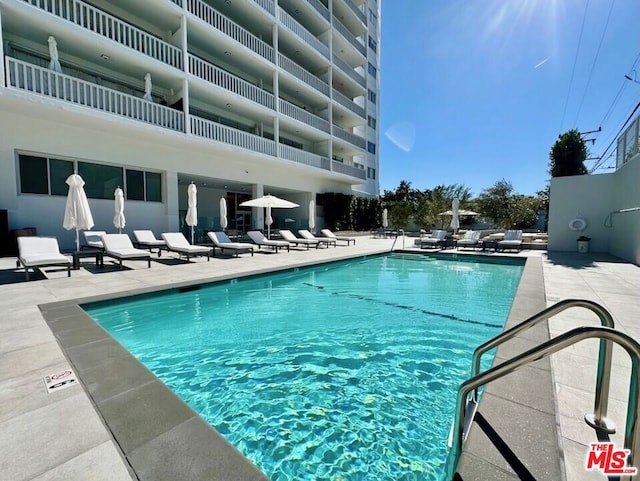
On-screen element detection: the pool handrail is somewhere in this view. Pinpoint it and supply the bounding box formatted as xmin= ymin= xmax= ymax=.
xmin=471 ymin=298 xmax=616 ymax=432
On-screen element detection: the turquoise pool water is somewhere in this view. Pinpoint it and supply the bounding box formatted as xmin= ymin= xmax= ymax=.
xmin=85 ymin=254 xmax=524 ymax=480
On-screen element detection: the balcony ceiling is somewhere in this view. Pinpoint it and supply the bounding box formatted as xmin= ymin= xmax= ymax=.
xmin=84 ymin=0 xmax=182 ymax=33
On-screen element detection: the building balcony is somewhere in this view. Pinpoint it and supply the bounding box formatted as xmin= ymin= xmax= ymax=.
xmin=279 ymin=98 xmax=330 ymax=134
xmin=332 ymin=88 xmax=365 ymax=118
xmin=278 ymin=53 xmax=329 ymax=97
xmin=277 ymin=7 xmax=330 ymax=60
xmin=251 ymin=0 xmax=275 ymax=16
xmin=332 ymin=54 xmax=365 ymax=89
xmin=332 ymin=125 xmax=366 ymax=150
xmin=187 ymin=0 xmax=274 ymax=64
xmin=188 ymin=54 xmax=275 ymax=110
xmin=191 ymin=115 xmax=277 ymax=156
xmin=5 ymin=57 xmax=185 ymax=131
xmin=332 ymin=159 xmax=366 ymax=180
xmin=280 ymin=144 xmax=330 ymax=171
xmin=23 ymin=0 xmax=183 ymax=70
xmin=301 ymin=0 xmax=330 ymax=23
xmin=341 ymin=0 xmax=367 ymax=26
xmin=332 ymin=17 xmax=366 ymax=57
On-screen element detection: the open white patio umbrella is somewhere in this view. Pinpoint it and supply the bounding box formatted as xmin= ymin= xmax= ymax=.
xmin=113 ymin=187 xmax=126 ymax=233
xmin=220 ymin=197 xmax=228 ymax=230
xmin=382 ymin=208 xmax=388 ymax=228
xmin=185 ymin=183 xmax=198 ymax=244
xmin=63 ymin=174 xmax=94 ymax=251
xmin=48 ymin=36 xmax=62 ymax=73
xmin=239 ymin=194 xmax=299 ymax=239
xmin=308 ymin=199 xmax=315 ymax=232
xmin=450 ymin=197 xmax=460 ymax=234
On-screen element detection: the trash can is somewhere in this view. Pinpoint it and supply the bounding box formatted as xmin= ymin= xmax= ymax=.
xmin=576 ymin=236 xmax=590 ymax=253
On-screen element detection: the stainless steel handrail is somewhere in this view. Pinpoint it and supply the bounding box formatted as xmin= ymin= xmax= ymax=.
xmin=471 ymin=299 xmax=616 ymax=432
xmin=448 ymin=326 xmax=640 ymax=481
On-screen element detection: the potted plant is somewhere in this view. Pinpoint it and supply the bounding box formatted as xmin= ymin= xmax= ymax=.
xmin=577 ymin=235 xmax=591 ymax=253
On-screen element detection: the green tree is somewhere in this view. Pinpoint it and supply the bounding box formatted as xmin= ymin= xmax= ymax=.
xmin=387 ymin=201 xmax=412 ymax=229
xmin=477 ymin=180 xmax=541 ymax=228
xmin=549 ymin=129 xmax=588 ymax=177
xmin=414 ymin=184 xmax=473 ymax=228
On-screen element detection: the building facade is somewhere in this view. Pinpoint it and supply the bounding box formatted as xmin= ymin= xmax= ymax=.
xmin=0 ymin=0 xmax=380 ymax=249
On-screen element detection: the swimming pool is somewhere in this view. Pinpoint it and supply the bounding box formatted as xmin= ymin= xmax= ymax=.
xmin=85 ymin=254 xmax=524 ymax=480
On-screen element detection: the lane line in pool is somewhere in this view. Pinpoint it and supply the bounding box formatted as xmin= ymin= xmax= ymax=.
xmin=302 ymin=283 xmax=503 ymax=329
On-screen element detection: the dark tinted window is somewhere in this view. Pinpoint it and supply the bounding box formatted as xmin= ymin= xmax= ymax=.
xmin=50 ymin=158 xmax=74 ymax=196
xmin=126 ymin=169 xmax=145 ymax=201
xmin=145 ymin=172 xmax=162 ymax=202
xmin=19 ymin=155 xmax=48 ymax=194
xmin=78 ymin=162 xmax=123 ymax=200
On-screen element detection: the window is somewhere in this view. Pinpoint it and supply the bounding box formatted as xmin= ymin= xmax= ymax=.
xmin=19 ymin=155 xmax=48 ymax=194
xmin=368 ymin=62 xmax=377 ymax=78
xmin=146 ymin=172 xmax=162 ymax=202
xmin=367 ymin=141 xmax=376 ymax=154
xmin=279 ymin=137 xmax=304 ymax=150
xmin=367 ymin=167 xmax=376 ymax=179
xmin=332 ymin=155 xmax=344 ymax=162
xmin=78 ymin=162 xmax=123 ymax=200
xmin=369 ymin=9 xmax=377 ymax=32
xmin=126 ymin=169 xmax=145 ymax=201
xmin=354 ymin=162 xmax=364 ymax=170
xmin=368 ymin=89 xmax=376 ymax=104
xmin=368 ymin=36 xmax=377 ymax=53
xmin=367 ymin=115 xmax=377 ymax=129
xmin=50 ymin=159 xmax=74 ymax=196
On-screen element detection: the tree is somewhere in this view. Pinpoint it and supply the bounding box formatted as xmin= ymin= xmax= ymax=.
xmin=549 ymin=129 xmax=588 ymax=177
xmin=414 ymin=184 xmax=472 ymax=228
xmin=387 ymin=201 xmax=412 ymax=229
xmin=477 ymin=180 xmax=541 ymax=228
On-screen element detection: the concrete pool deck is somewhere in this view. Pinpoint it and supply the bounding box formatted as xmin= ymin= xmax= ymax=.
xmin=1 ymin=235 xmax=638 ymax=480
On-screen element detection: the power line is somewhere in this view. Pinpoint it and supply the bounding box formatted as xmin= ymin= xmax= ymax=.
xmin=590 ymin=101 xmax=640 ymax=172
xmin=599 ymin=53 xmax=640 ymax=126
xmin=559 ymin=0 xmax=590 ymax=131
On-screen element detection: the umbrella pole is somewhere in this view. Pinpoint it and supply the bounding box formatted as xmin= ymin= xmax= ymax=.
xmin=191 ymin=226 xmax=194 ymax=245
xmin=75 ymin=229 xmax=79 ymax=252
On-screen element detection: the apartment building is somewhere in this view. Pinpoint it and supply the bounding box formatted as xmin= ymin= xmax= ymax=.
xmin=0 ymin=0 xmax=380 ymax=248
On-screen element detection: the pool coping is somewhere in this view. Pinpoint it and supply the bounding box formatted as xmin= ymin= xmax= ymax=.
xmin=38 ymin=252 xmax=555 ymax=480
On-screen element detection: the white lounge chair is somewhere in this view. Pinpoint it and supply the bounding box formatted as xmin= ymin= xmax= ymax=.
xmin=161 ymin=232 xmax=211 ymax=261
xmin=207 ymin=231 xmax=254 ymax=257
xmin=101 ymin=234 xmax=151 ymax=269
xmin=83 ymin=230 xmax=106 ymax=250
xmin=420 ymin=230 xmax=447 ymax=249
xmin=298 ymin=229 xmax=336 ymax=248
xmin=133 ymin=230 xmax=167 ymax=256
xmin=17 ymin=236 xmax=71 ymax=280
xmin=247 ymin=231 xmax=290 ymax=253
xmin=456 ymin=231 xmax=481 ymax=250
xmin=320 ymin=229 xmax=356 ymax=245
xmin=497 ymin=230 xmax=523 ymax=252
xmin=278 ymin=229 xmax=319 ymax=249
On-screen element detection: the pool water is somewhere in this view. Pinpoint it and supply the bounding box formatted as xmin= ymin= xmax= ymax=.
xmin=85 ymin=254 xmax=524 ymax=480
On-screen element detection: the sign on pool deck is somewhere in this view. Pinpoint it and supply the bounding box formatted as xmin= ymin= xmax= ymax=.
xmin=43 ymin=368 xmax=79 ymax=394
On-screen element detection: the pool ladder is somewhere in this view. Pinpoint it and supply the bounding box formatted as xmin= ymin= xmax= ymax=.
xmin=445 ymin=299 xmax=640 ymax=481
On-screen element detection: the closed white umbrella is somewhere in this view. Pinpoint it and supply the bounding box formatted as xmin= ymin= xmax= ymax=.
xmin=185 ymin=183 xmax=198 ymax=244
xmin=240 ymin=194 xmax=299 ymax=239
xmin=143 ymin=73 xmax=153 ymax=102
xmin=308 ymin=199 xmax=315 ymax=232
xmin=382 ymin=208 xmax=388 ymax=228
xmin=220 ymin=197 xmax=228 ymax=230
xmin=48 ymin=36 xmax=62 ymax=73
xmin=450 ymin=198 xmax=460 ymax=234
xmin=63 ymin=174 xmax=94 ymax=251
xmin=113 ymin=187 xmax=126 ymax=233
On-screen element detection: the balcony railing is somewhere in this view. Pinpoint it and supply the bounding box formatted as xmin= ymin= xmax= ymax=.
xmin=332 ymin=88 xmax=365 ymax=118
xmin=332 ymin=160 xmax=366 ymax=180
xmin=280 ymin=144 xmax=330 ymax=171
xmin=169 ymin=0 xmax=183 ymax=7
xmin=333 ymin=17 xmax=366 ymax=57
xmin=278 ymin=54 xmax=329 ymax=97
xmin=332 ymin=125 xmax=366 ymax=150
xmin=252 ymin=0 xmax=274 ymax=16
xmin=6 ymin=58 xmax=185 ymax=131
xmin=189 ymin=55 xmax=275 ymax=109
xmin=279 ymin=99 xmax=330 ymax=133
xmin=191 ymin=116 xmax=276 ymax=156
xmin=332 ymin=54 xmax=365 ymax=88
xmin=187 ymin=0 xmax=274 ymax=63
xmin=342 ymin=0 xmax=366 ymax=25
xmin=23 ymin=0 xmax=183 ymax=69
xmin=303 ymin=0 xmax=330 ymax=22
xmin=278 ymin=7 xmax=329 ymax=60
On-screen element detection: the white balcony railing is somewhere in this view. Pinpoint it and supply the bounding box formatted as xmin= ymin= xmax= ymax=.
xmin=188 ymin=55 xmax=275 ymax=110
xmin=332 ymin=88 xmax=365 ymax=118
xmin=280 ymin=144 xmax=330 ymax=171
xmin=6 ymin=58 xmax=185 ymax=131
xmin=170 ymin=0 xmax=183 ymax=7
xmin=332 ymin=125 xmax=366 ymax=150
xmin=23 ymin=0 xmax=183 ymax=69
xmin=332 ymin=160 xmax=366 ymax=180
xmin=333 ymin=17 xmax=366 ymax=57
xmin=278 ymin=7 xmax=330 ymax=60
xmin=332 ymin=54 xmax=365 ymax=88
xmin=342 ymin=0 xmax=366 ymax=25
xmin=279 ymin=99 xmax=330 ymax=133
xmin=303 ymin=0 xmax=330 ymax=22
xmin=187 ymin=0 xmax=274 ymax=63
xmin=191 ymin=116 xmax=277 ymax=156
xmin=278 ymin=54 xmax=329 ymax=97
xmin=252 ymin=0 xmax=274 ymax=16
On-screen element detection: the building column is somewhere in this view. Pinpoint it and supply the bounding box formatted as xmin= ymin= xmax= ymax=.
xmin=165 ymin=171 xmax=180 ymax=231
xmin=252 ymin=183 xmax=264 ymax=229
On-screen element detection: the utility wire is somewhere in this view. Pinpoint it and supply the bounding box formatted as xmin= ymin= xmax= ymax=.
xmin=599 ymin=53 xmax=640 ymax=127
xmin=559 ymin=0 xmax=590 ymax=131
xmin=573 ymin=0 xmax=616 ymax=126
xmin=590 ymin=101 xmax=640 ymax=172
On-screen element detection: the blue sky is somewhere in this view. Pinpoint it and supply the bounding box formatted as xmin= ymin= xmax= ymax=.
xmin=379 ymin=0 xmax=640 ymax=197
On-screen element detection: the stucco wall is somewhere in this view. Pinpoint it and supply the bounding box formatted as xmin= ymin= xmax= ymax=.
xmin=609 ymin=156 xmax=640 ymax=264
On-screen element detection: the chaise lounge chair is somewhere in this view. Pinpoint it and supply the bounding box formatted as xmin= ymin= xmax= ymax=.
xmin=101 ymin=234 xmax=152 ymax=269
xmin=17 ymin=236 xmax=71 ymax=280
xmin=456 ymin=231 xmax=481 ymax=250
xmin=247 ymin=230 xmax=290 ymax=253
xmin=208 ymin=231 xmax=254 ymax=257
xmin=298 ymin=229 xmax=336 ymax=248
xmin=497 ymin=230 xmax=523 ymax=252
xmin=420 ymin=230 xmax=447 ymax=249
xmin=133 ymin=230 xmax=167 ymax=256
xmin=278 ymin=229 xmax=319 ymax=249
xmin=320 ymin=229 xmax=356 ymax=245
xmin=83 ymin=230 xmax=106 ymax=250
xmin=161 ymin=232 xmax=211 ymax=261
